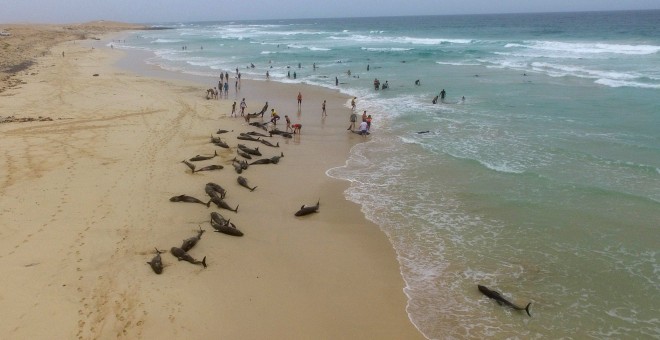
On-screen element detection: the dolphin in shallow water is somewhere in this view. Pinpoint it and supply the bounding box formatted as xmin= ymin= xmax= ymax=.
xmin=478 ymin=285 xmax=531 ymax=317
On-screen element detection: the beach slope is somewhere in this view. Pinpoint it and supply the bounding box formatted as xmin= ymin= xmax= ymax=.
xmin=0 ymin=26 xmax=423 ymax=339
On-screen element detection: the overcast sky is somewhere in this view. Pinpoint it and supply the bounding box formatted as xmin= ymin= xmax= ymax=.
xmin=2 ymin=0 xmax=658 ymax=24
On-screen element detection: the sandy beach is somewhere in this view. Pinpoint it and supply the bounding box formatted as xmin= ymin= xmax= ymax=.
xmin=0 ymin=24 xmax=423 ymax=339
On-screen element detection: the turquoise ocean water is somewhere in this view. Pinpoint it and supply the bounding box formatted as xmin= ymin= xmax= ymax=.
xmin=117 ymin=11 xmax=659 ymax=339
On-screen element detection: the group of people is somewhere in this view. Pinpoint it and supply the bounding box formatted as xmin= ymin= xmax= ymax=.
xmin=432 ymin=89 xmax=465 ymax=104
xmin=372 ymin=78 xmax=389 ymax=90
xmin=347 ymin=99 xmax=372 ymax=136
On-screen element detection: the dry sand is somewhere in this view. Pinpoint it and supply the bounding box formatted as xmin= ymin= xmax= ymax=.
xmin=0 ymin=25 xmax=424 ymax=339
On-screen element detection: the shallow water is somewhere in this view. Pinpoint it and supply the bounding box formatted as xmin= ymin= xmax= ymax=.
xmin=119 ymin=11 xmax=660 ymax=338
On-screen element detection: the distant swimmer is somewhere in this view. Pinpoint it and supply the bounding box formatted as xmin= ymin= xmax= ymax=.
xmin=415 ymin=79 xmax=420 ymax=86
xmin=440 ymin=89 xmax=446 ymax=102
xmin=461 ymin=96 xmax=465 ymax=103
xmin=417 ymin=131 xmax=430 ymax=134
xmin=432 ymin=96 xmax=438 ymax=104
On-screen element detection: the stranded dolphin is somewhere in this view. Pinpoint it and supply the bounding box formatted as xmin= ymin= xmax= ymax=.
xmin=169 ymin=194 xmax=211 ymax=207
xmin=210 ymin=218 xmax=244 ymax=237
xmin=180 ymin=228 xmax=205 ymax=252
xmin=181 ymin=159 xmax=196 ymax=173
xmin=294 ymin=200 xmax=320 ymax=216
xmin=237 ymin=176 xmax=257 ymax=191
xmin=478 ymin=285 xmax=531 ymax=317
xmin=170 ymin=247 xmax=207 ymax=268
xmin=189 ymin=150 xmax=218 ymax=162
xmin=146 ymin=248 xmax=165 ymax=274
xmin=209 ymin=196 xmax=239 ymax=213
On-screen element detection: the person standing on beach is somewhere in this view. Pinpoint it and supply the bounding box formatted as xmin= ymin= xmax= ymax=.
xmin=297 ymin=92 xmax=302 ymax=108
xmin=362 ymin=110 xmax=368 ymax=123
xmin=224 ymin=82 xmax=229 ymax=96
xmin=322 ymin=100 xmax=327 ymax=117
xmin=335 ymin=76 xmax=339 ymax=86
xmin=266 ymin=70 xmax=270 ymax=80
xmin=285 ymin=115 xmax=292 ymax=132
xmin=347 ymin=111 xmax=358 ymax=131
xmin=351 ymin=97 xmax=357 ymax=111
xmin=440 ymin=89 xmax=446 ymax=102
xmin=240 ymin=98 xmax=247 ymax=116
xmin=366 ymin=115 xmax=372 ymax=131
xmin=231 ymin=101 xmax=237 ymax=117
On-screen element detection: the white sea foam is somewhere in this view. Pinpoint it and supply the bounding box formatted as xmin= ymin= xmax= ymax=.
xmin=436 ymin=61 xmax=481 ymax=66
xmin=506 ymin=41 xmax=660 ymax=55
xmin=152 ymin=38 xmax=184 ymax=44
xmin=285 ymin=44 xmax=331 ymax=51
xmin=595 ymin=78 xmax=660 ymax=89
xmin=362 ymin=47 xmax=414 ymax=52
xmin=330 ymin=34 xmax=473 ymax=45
xmin=531 ymin=62 xmax=638 ymax=80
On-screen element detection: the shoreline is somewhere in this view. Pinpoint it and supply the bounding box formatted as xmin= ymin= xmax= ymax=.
xmin=0 ymin=25 xmax=424 ymax=339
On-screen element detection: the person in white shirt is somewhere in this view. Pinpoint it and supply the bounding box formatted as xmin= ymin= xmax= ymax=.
xmin=358 ymin=121 xmax=369 ymax=136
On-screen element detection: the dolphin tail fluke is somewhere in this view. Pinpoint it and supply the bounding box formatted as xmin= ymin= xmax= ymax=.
xmin=201 ymin=256 xmax=207 ymax=268
xmin=525 ymin=303 xmax=532 ymax=317
xmin=250 ymin=186 xmax=257 ymax=192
